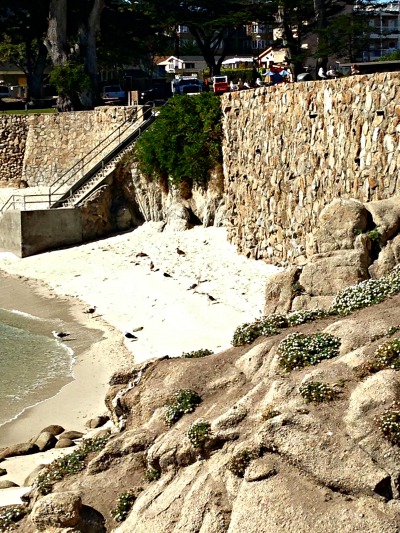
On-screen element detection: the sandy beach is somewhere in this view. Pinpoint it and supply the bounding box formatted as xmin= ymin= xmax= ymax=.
xmin=0 ymin=222 xmax=280 ymax=505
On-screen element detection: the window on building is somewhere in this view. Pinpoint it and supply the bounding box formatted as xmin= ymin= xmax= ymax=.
xmin=178 ymin=25 xmax=189 ymax=33
xmin=184 ymin=62 xmax=195 ymax=69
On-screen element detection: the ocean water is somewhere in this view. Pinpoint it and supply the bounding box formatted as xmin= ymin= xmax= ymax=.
xmin=0 ymin=307 xmax=74 ymax=427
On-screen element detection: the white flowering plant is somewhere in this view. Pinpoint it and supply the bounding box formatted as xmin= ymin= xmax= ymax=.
xmin=377 ymin=401 xmax=400 ymax=445
xmin=277 ymin=332 xmax=341 ymax=372
xmin=299 ymin=381 xmax=339 ymax=403
xmin=164 ymin=389 xmax=202 ymax=427
xmin=0 ymin=505 xmax=27 ymax=531
xmin=187 ymin=420 xmax=211 ymax=449
xmin=112 ymin=490 xmax=138 ymax=522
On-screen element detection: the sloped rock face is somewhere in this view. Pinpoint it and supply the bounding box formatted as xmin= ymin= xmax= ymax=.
xmin=264 ymin=197 xmax=400 ymax=315
xmin=21 ymin=295 xmax=400 ymax=532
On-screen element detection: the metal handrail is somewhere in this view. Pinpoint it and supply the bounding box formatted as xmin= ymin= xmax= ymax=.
xmin=49 ymin=108 xmax=141 ymax=197
xmin=0 ymin=106 xmax=155 ymax=214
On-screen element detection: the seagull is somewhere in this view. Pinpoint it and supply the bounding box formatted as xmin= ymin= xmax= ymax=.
xmin=52 ymin=331 xmax=70 ymax=339
xmin=136 ymin=252 xmax=148 ymax=257
xmin=318 ymin=67 xmax=327 ymax=79
xmin=84 ymin=306 xmax=96 ymax=315
xmin=176 ymin=248 xmax=185 ymax=256
xmin=188 ymin=283 xmax=198 ymax=290
xmin=124 ymin=331 xmax=138 ymax=340
xmin=163 ymin=272 xmax=172 ymax=278
xmin=207 ymin=294 xmax=217 ymax=302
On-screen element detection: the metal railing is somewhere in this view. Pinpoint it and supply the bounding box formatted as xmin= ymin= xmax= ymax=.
xmin=0 ymin=106 xmax=155 ymax=214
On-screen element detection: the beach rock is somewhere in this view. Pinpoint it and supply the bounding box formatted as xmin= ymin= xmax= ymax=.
xmin=34 ymin=431 xmax=58 ymax=452
xmin=91 ymin=428 xmax=111 ymax=440
xmin=85 ymin=415 xmax=109 ymax=429
xmin=0 ymin=442 xmax=39 ymax=460
xmin=24 ymin=464 xmax=46 ymax=486
xmin=55 ymin=438 xmax=75 ymax=448
xmin=30 ymin=491 xmax=106 ymax=532
xmin=40 ymin=425 xmax=65 ymax=436
xmin=0 ymin=479 xmax=19 ymax=488
xmin=30 ymin=491 xmax=82 ymax=530
xmin=0 ymin=467 xmax=6 ymax=476
xmin=58 ymin=431 xmax=84 ymax=441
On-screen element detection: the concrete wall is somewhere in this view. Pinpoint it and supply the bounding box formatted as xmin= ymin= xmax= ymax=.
xmin=0 ymin=208 xmax=82 ymax=257
xmin=221 ymin=71 xmax=400 ymax=266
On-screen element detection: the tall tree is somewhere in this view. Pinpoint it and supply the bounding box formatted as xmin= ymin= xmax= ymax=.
xmin=0 ymin=0 xmax=50 ymax=99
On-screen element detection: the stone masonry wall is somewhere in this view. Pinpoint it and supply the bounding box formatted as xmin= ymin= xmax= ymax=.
xmin=22 ymin=106 xmax=138 ymax=186
xmin=221 ymin=71 xmax=400 ymax=266
xmin=0 ymin=115 xmax=29 ymax=187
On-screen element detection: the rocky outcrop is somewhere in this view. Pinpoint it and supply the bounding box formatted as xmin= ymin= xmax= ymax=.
xmin=17 ymin=289 xmax=400 ymax=532
xmin=264 ymin=197 xmax=400 ymax=314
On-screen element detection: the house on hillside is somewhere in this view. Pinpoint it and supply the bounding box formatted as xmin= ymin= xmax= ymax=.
xmin=156 ymin=56 xmax=209 ymax=76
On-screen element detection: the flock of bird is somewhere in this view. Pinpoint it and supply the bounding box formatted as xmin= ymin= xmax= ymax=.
xmin=51 ymin=245 xmax=217 ymax=342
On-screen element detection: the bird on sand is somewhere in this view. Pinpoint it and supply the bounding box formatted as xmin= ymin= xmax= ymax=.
xmin=52 ymin=331 xmax=70 ymax=339
xmin=176 ymin=248 xmax=185 ymax=256
xmin=84 ymin=306 xmax=96 ymax=315
xmin=124 ymin=331 xmax=138 ymax=340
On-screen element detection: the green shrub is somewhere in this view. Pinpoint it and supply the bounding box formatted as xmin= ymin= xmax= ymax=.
xmin=377 ymin=402 xmax=400 ymax=445
xmin=226 ymin=449 xmax=257 ymax=477
xmin=187 ymin=420 xmax=211 ymax=449
xmin=112 ymin=490 xmax=138 ymax=522
xmin=331 ymin=265 xmax=400 ymax=316
xmin=232 ymin=314 xmax=288 ymax=346
xmin=357 ymin=338 xmax=400 ymax=377
xmin=277 ymin=332 xmax=341 ymax=372
xmin=34 ymin=436 xmax=108 ymax=495
xmin=232 ymin=309 xmax=330 ymax=347
xmin=0 ymin=505 xmax=27 ymax=530
xmin=164 ymin=389 xmax=202 ymax=427
xmin=181 ymin=348 xmax=214 ymax=359
xmin=299 ymin=381 xmax=339 ymax=403
xmin=135 ymin=93 xmax=222 ymax=190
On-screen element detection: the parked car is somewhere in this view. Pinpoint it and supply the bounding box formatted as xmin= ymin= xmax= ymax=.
xmin=101 ymin=85 xmax=126 ymax=105
xmin=0 ymin=85 xmax=11 ymax=98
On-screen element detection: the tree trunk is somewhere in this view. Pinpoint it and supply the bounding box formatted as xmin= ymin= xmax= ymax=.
xmin=314 ymin=0 xmax=328 ymax=73
xmin=44 ymin=0 xmax=68 ymax=66
xmin=26 ymin=42 xmax=48 ymax=100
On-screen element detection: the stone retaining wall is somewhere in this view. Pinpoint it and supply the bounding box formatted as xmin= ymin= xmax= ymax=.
xmin=221 ymin=72 xmax=400 ymax=266
xmin=0 ymin=115 xmax=29 ymax=187
xmin=22 ymin=106 xmax=139 ymax=186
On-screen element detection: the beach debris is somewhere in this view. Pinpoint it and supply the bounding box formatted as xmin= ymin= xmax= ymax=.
xmin=188 ymin=283 xmax=198 ymax=290
xmin=136 ymin=252 xmax=148 ymax=257
xmin=52 ymin=331 xmax=70 ymax=339
xmin=207 ymin=294 xmax=217 ymax=302
xmin=176 ymin=247 xmax=186 ymax=255
xmin=124 ymin=331 xmax=138 ymax=340
xmin=131 ymin=326 xmax=144 ymax=332
xmin=84 ymin=305 xmax=96 ymax=316
xmin=163 ymin=272 xmax=172 ymax=278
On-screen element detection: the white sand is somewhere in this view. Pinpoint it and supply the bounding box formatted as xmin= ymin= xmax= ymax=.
xmin=0 ymin=222 xmax=280 ymax=505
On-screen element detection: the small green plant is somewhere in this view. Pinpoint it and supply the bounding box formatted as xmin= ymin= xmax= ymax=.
xmin=299 ymin=381 xmax=339 ymax=403
xmin=277 ymin=332 xmax=341 ymax=372
xmin=187 ymin=420 xmax=211 ymax=449
xmin=0 ymin=505 xmax=27 ymax=530
xmin=34 ymin=436 xmax=108 ymax=495
xmin=377 ymin=401 xmax=400 ymax=445
xmin=112 ymin=490 xmax=137 ymax=522
xmin=261 ymin=407 xmax=281 ymax=421
xmin=359 ymin=338 xmax=400 ymax=376
xmin=366 ymin=228 xmax=381 ymax=243
xmin=181 ymin=348 xmax=214 ymax=359
xmin=164 ymin=389 xmax=202 ymax=427
xmin=226 ymin=449 xmax=257 ymax=477
xmin=144 ymin=466 xmax=160 ymax=482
